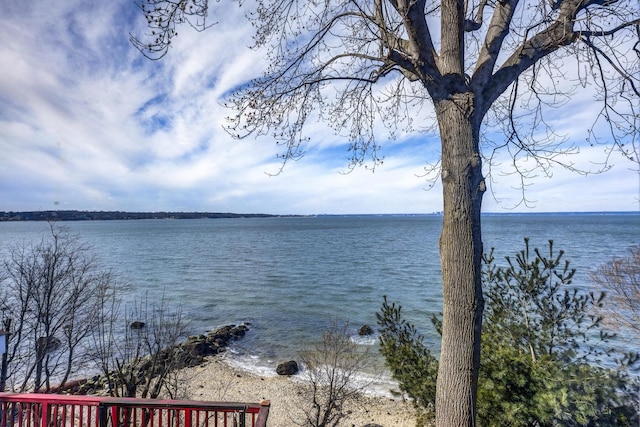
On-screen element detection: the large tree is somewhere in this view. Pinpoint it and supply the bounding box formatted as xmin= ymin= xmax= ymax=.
xmin=132 ymin=0 xmax=639 ymax=425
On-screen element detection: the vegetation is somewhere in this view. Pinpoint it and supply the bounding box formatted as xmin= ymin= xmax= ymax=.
xmin=133 ymin=0 xmax=639 ymax=423
xmin=377 ymin=297 xmax=438 ymax=422
xmin=91 ymin=295 xmax=189 ymax=399
xmin=295 ymin=321 xmax=376 ymax=427
xmin=0 ymin=211 xmax=278 ymax=222
xmin=0 ymin=223 xmax=116 ymax=392
xmin=0 ymin=223 xmax=188 ymax=397
xmin=591 ymin=246 xmax=640 ymax=342
xmin=478 ymin=240 xmax=638 ymax=426
xmin=378 ymin=240 xmax=639 ymax=426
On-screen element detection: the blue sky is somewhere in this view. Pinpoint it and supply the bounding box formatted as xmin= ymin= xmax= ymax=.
xmin=1 ymin=2 xmax=638 ymax=215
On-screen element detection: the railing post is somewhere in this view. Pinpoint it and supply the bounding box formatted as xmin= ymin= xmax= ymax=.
xmin=98 ymin=404 xmax=108 ymax=427
xmin=39 ymin=402 xmax=47 ymax=427
xmin=0 ymin=401 xmax=6 ymax=427
xmin=254 ymin=401 xmax=270 ymax=427
xmin=184 ymin=408 xmax=191 ymax=427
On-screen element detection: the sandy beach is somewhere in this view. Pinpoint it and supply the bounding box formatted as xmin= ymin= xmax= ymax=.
xmin=179 ymin=355 xmax=417 ymax=427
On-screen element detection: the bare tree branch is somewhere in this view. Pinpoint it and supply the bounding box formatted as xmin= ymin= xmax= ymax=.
xmin=130 ymin=0 xmax=214 ymax=60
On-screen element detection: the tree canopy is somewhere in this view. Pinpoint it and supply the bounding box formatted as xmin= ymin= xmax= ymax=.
xmin=133 ymin=0 xmax=638 ymax=175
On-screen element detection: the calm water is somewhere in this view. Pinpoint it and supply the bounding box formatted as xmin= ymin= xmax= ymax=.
xmin=1 ymin=213 xmax=638 ymax=382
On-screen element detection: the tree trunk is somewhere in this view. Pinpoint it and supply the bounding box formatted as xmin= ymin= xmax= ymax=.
xmin=434 ymin=93 xmax=485 ymax=427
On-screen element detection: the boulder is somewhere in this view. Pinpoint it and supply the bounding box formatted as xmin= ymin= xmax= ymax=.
xmin=130 ymin=321 xmax=145 ymax=330
xmin=207 ymin=325 xmax=234 ymax=346
xmin=231 ymin=324 xmax=248 ymax=338
xmin=206 ymin=323 xmax=250 ymax=346
xmin=276 ymin=360 xmax=299 ymax=376
xmin=358 ymin=325 xmax=374 ymax=336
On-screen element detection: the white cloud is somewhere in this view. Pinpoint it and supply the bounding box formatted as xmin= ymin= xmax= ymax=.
xmin=0 ymin=1 xmax=637 ymax=215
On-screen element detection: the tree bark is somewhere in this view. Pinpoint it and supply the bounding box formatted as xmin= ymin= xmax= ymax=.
xmin=434 ymin=93 xmax=485 ymax=427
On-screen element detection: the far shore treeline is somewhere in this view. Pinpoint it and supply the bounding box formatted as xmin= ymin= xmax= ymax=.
xmin=0 ymin=210 xmax=286 ymax=221
xmin=1 ymin=210 xmax=637 ymax=222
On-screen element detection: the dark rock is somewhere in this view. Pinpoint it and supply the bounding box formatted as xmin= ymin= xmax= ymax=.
xmin=358 ymin=325 xmax=374 ymax=336
xmin=130 ymin=321 xmax=145 ymax=330
xmin=207 ymin=325 xmax=234 ymax=345
xmin=231 ymin=324 xmax=248 ymax=338
xmin=206 ymin=323 xmax=250 ymax=347
xmin=182 ymin=338 xmax=218 ymax=359
xmin=212 ymin=324 xmax=236 ymax=335
xmin=37 ymin=336 xmax=61 ymax=352
xmin=276 ymin=360 xmax=299 ymax=376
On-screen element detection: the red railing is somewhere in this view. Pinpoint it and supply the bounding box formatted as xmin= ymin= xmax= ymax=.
xmin=0 ymin=393 xmax=269 ymax=427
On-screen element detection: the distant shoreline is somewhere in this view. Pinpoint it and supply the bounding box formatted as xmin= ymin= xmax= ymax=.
xmin=0 ymin=210 xmax=292 ymax=222
xmin=0 ymin=210 xmax=637 ymax=222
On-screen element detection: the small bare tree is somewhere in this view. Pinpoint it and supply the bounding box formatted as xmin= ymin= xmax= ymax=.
xmin=91 ymin=294 xmax=189 ymax=399
xmin=295 ymin=322 xmax=376 ymax=427
xmin=0 ymin=223 xmax=116 ymax=392
xmin=591 ymin=246 xmax=640 ymax=342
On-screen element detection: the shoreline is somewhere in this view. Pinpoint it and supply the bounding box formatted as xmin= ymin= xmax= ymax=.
xmin=180 ymin=354 xmax=418 ymax=427
xmin=223 ymin=343 xmax=403 ymax=399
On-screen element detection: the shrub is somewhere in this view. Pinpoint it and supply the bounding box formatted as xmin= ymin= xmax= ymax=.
xmin=376 ymin=296 xmax=438 ymax=415
xmin=378 ymin=240 xmax=639 ymax=426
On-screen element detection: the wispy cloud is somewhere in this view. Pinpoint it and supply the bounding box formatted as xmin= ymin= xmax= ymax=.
xmin=0 ymin=2 xmax=637 ymax=214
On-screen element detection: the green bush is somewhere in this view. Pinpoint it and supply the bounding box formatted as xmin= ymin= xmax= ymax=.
xmin=377 ymin=296 xmax=439 ymax=411
xmin=378 ymin=240 xmax=639 ymax=426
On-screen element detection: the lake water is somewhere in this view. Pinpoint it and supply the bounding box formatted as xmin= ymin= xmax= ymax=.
xmin=0 ymin=213 xmax=638 ymax=389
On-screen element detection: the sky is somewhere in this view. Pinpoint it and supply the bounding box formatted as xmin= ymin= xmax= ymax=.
xmin=1 ymin=2 xmax=638 ymax=215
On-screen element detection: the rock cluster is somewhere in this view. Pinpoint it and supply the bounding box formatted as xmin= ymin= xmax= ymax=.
xmin=57 ymin=323 xmax=250 ymax=395
xmin=179 ymin=323 xmax=249 ymax=367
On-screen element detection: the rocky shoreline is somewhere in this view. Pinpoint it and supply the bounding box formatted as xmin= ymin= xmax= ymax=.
xmin=55 ymin=323 xmax=251 ymax=395
xmin=50 ymin=322 xmax=417 ymax=425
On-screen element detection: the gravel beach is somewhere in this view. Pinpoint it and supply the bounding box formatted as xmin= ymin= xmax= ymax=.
xmin=179 ymin=355 xmax=417 ymax=427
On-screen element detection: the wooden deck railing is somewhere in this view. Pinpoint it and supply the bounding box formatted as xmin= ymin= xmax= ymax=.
xmin=0 ymin=393 xmax=269 ymax=427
